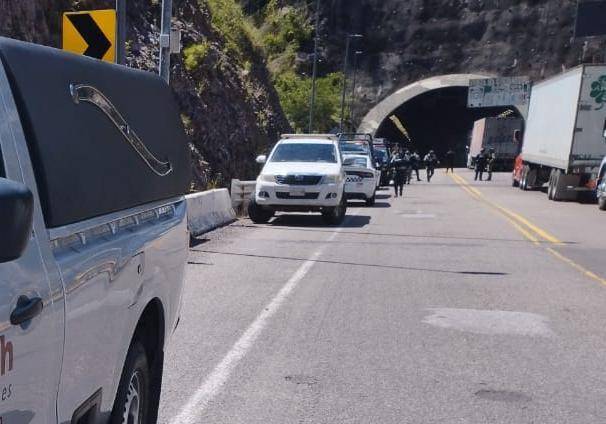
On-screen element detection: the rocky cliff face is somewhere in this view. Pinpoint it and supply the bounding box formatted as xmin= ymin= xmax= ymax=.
xmin=293 ymin=0 xmax=606 ymax=123
xmin=0 ymin=0 xmax=290 ymax=189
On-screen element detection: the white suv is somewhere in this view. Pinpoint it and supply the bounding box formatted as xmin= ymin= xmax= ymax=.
xmin=249 ymin=135 xmax=347 ymax=224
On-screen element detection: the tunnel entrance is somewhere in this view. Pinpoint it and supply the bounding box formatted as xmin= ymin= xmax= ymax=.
xmin=375 ymin=86 xmax=521 ymax=166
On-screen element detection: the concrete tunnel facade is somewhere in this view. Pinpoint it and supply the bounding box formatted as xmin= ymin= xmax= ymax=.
xmin=358 ymin=74 xmax=525 ymax=166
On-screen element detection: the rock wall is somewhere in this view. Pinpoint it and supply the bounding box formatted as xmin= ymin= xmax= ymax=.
xmin=0 ymin=0 xmax=290 ymax=189
xmin=310 ymin=0 xmax=606 ymax=124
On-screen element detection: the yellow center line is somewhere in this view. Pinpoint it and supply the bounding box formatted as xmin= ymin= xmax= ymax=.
xmin=546 ymin=247 xmax=606 ymax=286
xmin=448 ymin=171 xmax=606 ymax=287
xmin=449 ymin=173 xmax=539 ymax=245
xmin=451 ymin=172 xmax=562 ymax=245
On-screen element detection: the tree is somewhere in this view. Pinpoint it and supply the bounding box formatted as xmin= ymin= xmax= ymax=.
xmin=274 ymin=72 xmax=343 ymax=133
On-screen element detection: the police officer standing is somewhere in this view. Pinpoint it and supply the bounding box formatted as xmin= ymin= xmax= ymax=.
xmin=445 ymin=148 xmax=455 ymax=173
xmin=403 ymin=149 xmax=412 ymax=184
xmin=474 ymin=148 xmax=488 ymax=181
xmin=486 ymin=148 xmax=496 ymax=181
xmin=410 ymin=150 xmax=422 ymax=181
xmin=424 ymin=150 xmax=438 ymax=182
xmin=390 ymin=148 xmax=407 ymax=197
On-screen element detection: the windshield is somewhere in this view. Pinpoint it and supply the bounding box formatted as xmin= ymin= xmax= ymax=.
xmin=374 ymin=149 xmax=388 ymax=163
xmin=344 ymin=157 xmax=368 ymax=168
xmin=270 ymin=143 xmax=337 ymax=163
xmin=340 ymin=142 xmax=369 ymax=154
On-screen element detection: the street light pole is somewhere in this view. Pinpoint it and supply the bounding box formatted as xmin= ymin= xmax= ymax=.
xmin=116 ymin=0 xmax=126 ymax=65
xmin=159 ymin=0 xmax=173 ymax=83
xmin=308 ymin=0 xmax=320 ymax=133
xmin=349 ymin=50 xmax=362 ymax=132
xmin=339 ymin=34 xmax=362 ymax=133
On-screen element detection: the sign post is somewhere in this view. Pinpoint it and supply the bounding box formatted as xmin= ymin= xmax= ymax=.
xmin=63 ymin=10 xmax=116 ymax=63
xmin=467 ymin=77 xmax=531 ymax=108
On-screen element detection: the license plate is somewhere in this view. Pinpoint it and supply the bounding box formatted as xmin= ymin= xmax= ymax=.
xmin=290 ymin=189 xmax=306 ymax=197
xmin=356 ymin=182 xmax=364 ymax=187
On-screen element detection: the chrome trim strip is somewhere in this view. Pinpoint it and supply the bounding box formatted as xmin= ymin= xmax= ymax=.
xmin=70 ymin=83 xmax=173 ymax=176
xmin=48 ymin=195 xmax=185 ymax=241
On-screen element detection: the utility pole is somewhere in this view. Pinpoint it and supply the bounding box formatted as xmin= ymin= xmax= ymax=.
xmin=308 ymin=0 xmax=321 ymax=133
xmin=349 ymin=50 xmax=362 ymax=132
xmin=116 ymin=0 xmax=126 ymax=65
xmin=339 ymin=34 xmax=362 ymax=133
xmin=159 ymin=0 xmax=173 ymax=83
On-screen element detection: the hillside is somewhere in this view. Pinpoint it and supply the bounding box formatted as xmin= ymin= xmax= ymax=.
xmin=0 ymin=0 xmax=291 ymax=189
xmin=242 ymin=0 xmax=606 ymax=129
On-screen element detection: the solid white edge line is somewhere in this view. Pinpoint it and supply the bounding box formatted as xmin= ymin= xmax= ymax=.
xmin=170 ymin=210 xmax=356 ymax=424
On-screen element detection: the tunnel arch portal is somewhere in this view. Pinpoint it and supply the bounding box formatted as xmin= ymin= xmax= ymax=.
xmin=358 ymin=74 xmax=524 ymax=166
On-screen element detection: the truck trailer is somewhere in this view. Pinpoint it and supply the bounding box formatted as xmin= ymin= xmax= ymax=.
xmin=514 ymin=65 xmax=606 ymax=201
xmin=467 ymin=117 xmax=523 ymax=171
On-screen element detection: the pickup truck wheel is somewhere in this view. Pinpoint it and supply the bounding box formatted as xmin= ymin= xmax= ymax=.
xmin=599 ymin=196 xmax=606 ymax=211
xmin=322 ymin=196 xmax=347 ymax=225
xmin=111 ymin=341 xmax=150 ymax=424
xmin=248 ymin=199 xmax=273 ymax=224
xmin=365 ymin=193 xmax=376 ymax=207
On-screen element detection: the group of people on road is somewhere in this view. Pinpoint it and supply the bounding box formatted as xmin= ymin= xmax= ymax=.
xmin=389 ymin=147 xmax=439 ymax=197
xmin=473 ymin=147 xmax=497 ymax=181
xmin=389 ymin=146 xmax=497 ymax=197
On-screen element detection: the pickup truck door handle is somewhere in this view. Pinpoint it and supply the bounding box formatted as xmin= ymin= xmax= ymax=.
xmin=10 ymin=295 xmax=43 ymax=325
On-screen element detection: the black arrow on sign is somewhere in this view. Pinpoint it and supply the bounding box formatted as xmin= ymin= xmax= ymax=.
xmin=67 ymin=13 xmax=111 ymax=59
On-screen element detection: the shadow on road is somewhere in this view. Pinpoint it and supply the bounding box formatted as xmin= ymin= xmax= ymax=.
xmin=234 ymin=224 xmax=576 ymax=245
xmin=347 ymin=200 xmax=391 ymax=208
xmin=269 ymin=214 xmax=371 ymax=228
xmin=189 ymin=236 xmax=210 ymax=248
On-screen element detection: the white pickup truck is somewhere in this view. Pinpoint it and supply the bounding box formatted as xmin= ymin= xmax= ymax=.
xmin=0 ymin=37 xmax=189 ymax=423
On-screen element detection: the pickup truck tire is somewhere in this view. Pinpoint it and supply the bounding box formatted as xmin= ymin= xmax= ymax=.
xmin=322 ymin=196 xmax=347 ymax=225
xmin=365 ymin=193 xmax=376 ymax=207
xmin=111 ymin=341 xmax=151 ymax=424
xmin=248 ymin=199 xmax=273 ymax=224
xmin=599 ymin=196 xmax=606 ymax=211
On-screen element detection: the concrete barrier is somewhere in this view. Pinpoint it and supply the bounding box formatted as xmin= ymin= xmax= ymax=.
xmin=186 ymin=188 xmax=236 ymax=237
xmin=231 ymin=179 xmax=256 ymax=215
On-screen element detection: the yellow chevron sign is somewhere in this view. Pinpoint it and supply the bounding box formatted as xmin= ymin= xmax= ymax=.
xmin=63 ymin=10 xmax=116 ymax=63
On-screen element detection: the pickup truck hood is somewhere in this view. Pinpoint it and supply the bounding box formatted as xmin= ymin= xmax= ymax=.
xmin=262 ymin=162 xmax=341 ymax=176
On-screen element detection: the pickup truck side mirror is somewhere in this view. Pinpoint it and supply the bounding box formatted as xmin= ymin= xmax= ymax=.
xmin=256 ymin=155 xmax=267 ymax=164
xmin=0 ymin=178 xmax=34 ymax=263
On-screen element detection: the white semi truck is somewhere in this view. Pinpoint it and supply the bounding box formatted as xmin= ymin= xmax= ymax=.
xmin=514 ymin=65 xmax=606 ymax=201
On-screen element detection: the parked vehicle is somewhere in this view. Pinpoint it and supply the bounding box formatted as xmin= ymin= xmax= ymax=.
xmin=467 ymin=117 xmax=523 ymax=170
xmin=343 ymin=154 xmax=380 ymax=206
xmin=338 ymin=133 xmax=381 ymax=187
xmin=250 ymin=134 xmax=347 ymax=224
xmin=597 ymin=156 xmax=606 ymax=210
xmin=0 ymin=37 xmax=189 ymax=423
xmin=513 ymin=65 xmax=606 ymax=201
xmin=372 ymin=140 xmax=392 ymax=186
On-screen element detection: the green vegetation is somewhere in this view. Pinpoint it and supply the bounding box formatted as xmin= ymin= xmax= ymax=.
xmin=205 ymin=0 xmax=258 ymax=60
xmin=183 ymin=41 xmax=211 ymax=71
xmin=198 ymin=0 xmax=343 ymax=132
xmin=274 ymin=72 xmax=344 ymax=133
xmin=259 ymin=1 xmax=312 ymax=70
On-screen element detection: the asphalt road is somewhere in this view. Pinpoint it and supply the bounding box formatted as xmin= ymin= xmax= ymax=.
xmin=159 ymin=169 xmax=606 ymax=424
